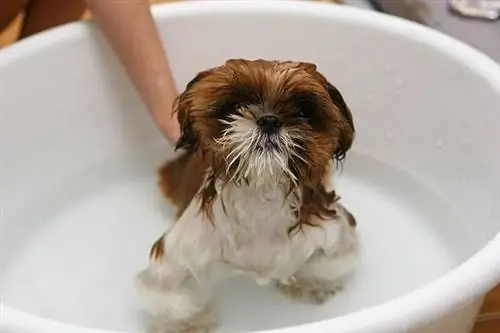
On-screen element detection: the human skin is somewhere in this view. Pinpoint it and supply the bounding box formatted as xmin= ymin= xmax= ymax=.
xmin=85 ymin=0 xmax=180 ymax=143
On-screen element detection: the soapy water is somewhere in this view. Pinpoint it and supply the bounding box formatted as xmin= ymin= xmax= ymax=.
xmin=0 ymin=149 xmax=462 ymax=332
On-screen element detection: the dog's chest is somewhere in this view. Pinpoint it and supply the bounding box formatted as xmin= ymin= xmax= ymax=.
xmin=215 ymin=182 xmax=314 ymax=282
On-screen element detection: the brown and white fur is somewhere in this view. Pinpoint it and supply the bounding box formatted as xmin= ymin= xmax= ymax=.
xmin=136 ymin=59 xmax=358 ymax=333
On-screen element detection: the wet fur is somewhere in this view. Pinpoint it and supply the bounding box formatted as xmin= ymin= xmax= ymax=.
xmin=171 ymin=59 xmax=354 ymax=231
xmin=137 ymin=59 xmax=358 ymax=333
xmin=158 ymin=152 xmax=204 ymax=219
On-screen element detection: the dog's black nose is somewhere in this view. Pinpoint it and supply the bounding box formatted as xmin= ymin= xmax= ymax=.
xmin=257 ymin=115 xmax=282 ymax=133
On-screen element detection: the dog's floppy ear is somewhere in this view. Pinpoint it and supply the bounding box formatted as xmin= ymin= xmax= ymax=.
xmin=324 ymin=82 xmax=355 ymax=161
xmin=296 ymin=63 xmax=355 ymax=161
xmin=297 ymin=62 xmax=355 ymax=160
xmin=173 ymin=71 xmax=210 ymax=151
xmin=174 ymin=105 xmax=197 ymax=152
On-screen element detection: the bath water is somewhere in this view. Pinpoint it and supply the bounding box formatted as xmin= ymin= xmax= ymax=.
xmin=0 ymin=149 xmax=460 ymax=332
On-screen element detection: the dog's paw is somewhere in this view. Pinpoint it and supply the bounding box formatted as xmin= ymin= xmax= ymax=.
xmin=150 ymin=325 xmax=214 ymax=333
xmin=148 ymin=304 xmax=217 ymax=333
xmin=276 ymin=279 xmax=342 ymax=304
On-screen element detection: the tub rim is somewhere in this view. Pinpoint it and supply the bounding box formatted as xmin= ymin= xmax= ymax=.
xmin=1 ymin=1 xmax=500 ymax=332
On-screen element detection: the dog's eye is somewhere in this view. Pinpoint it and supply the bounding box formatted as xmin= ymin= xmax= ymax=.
xmin=293 ymin=92 xmax=318 ymax=121
xmin=214 ymin=101 xmax=240 ymax=117
xmin=298 ymin=106 xmax=313 ymax=119
xmin=297 ymin=101 xmax=317 ymax=121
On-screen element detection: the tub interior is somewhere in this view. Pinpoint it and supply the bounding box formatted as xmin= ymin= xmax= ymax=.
xmin=1 ymin=3 xmax=500 ymax=332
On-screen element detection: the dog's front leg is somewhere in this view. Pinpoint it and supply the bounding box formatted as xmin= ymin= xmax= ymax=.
xmin=277 ymin=203 xmax=358 ymax=304
xmin=136 ymin=260 xmax=215 ymax=333
xmin=136 ymin=199 xmax=220 ymax=333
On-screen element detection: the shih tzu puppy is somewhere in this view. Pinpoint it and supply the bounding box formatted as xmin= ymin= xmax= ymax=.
xmin=136 ymin=59 xmax=358 ymax=333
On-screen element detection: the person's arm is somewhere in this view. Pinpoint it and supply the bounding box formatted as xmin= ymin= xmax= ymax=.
xmin=84 ymin=0 xmax=180 ymax=143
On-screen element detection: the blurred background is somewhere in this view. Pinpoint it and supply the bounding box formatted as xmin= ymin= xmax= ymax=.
xmin=0 ymin=0 xmax=499 ymax=332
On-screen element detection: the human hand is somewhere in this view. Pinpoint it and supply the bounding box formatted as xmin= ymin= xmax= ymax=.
xmin=155 ymin=104 xmax=181 ymax=144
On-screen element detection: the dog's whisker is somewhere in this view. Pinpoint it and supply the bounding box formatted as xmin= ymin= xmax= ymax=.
xmin=214 ymin=107 xmax=311 ymax=185
xmin=289 ymin=149 xmax=307 ymax=164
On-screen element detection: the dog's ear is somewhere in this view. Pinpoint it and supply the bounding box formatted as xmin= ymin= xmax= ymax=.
xmin=174 ymin=107 xmax=197 ymax=152
xmin=174 ymin=71 xmax=210 ymax=151
xmin=304 ymin=66 xmax=355 ymax=161
xmin=324 ymin=82 xmax=355 ymax=161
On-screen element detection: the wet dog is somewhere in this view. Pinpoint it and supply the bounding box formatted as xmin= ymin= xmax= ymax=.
xmin=136 ymin=59 xmax=358 ymax=333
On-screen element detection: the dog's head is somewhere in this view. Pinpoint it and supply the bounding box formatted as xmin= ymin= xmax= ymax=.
xmin=173 ymin=59 xmax=355 ymax=184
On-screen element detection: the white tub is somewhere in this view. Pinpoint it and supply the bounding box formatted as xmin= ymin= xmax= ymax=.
xmin=1 ymin=1 xmax=500 ymax=333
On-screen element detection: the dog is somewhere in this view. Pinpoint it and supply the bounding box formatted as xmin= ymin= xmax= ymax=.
xmin=136 ymin=59 xmax=358 ymax=333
